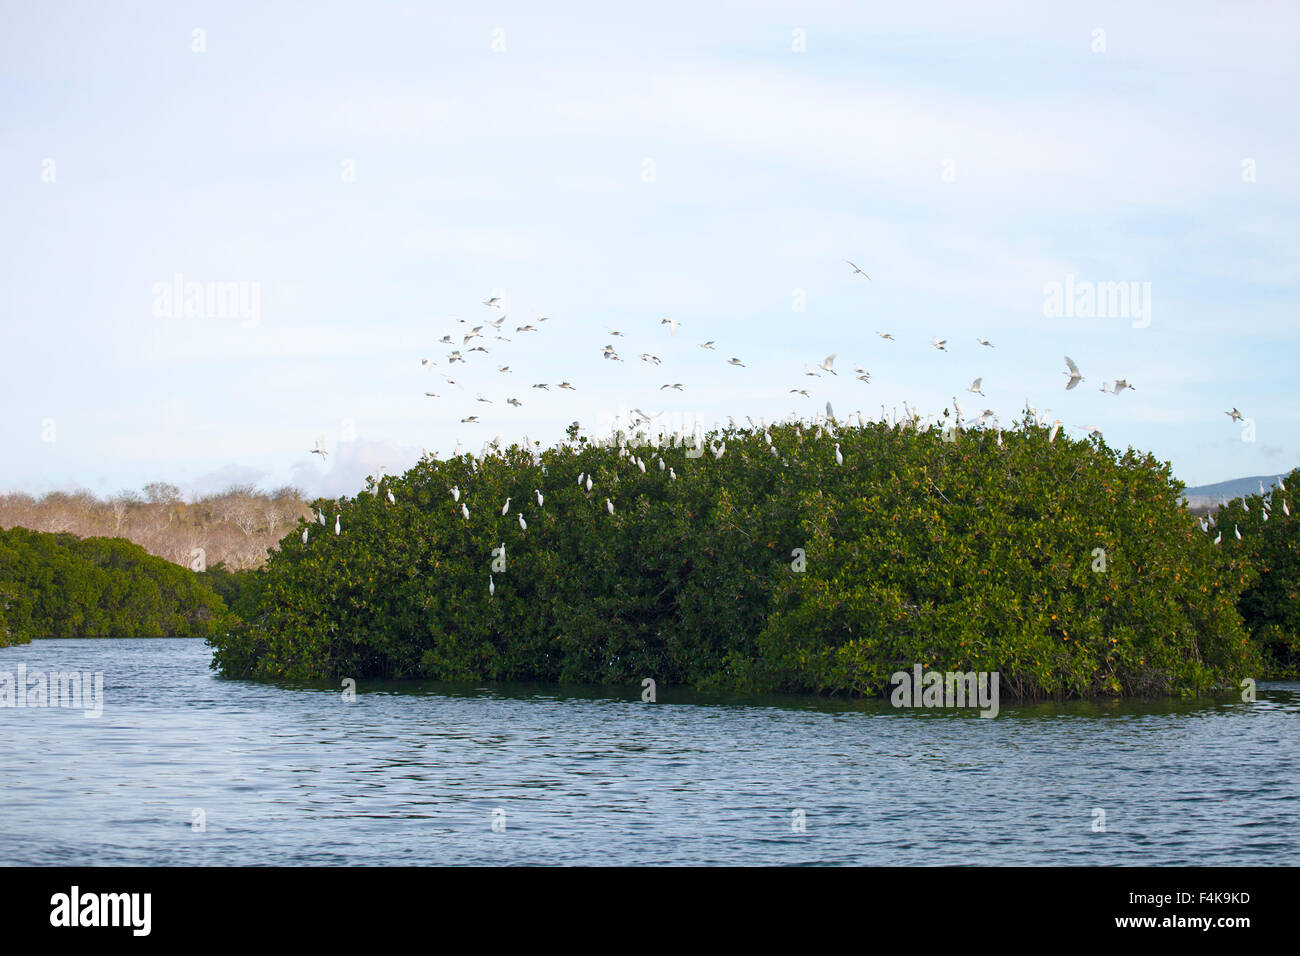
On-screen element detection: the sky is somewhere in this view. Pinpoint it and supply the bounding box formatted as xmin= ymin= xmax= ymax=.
xmin=2 ymin=0 xmax=1297 ymax=501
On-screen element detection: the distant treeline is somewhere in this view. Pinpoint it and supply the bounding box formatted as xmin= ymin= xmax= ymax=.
xmin=210 ymin=419 xmax=1300 ymax=696
xmin=0 ymin=527 xmax=230 ymax=645
xmin=0 ymin=483 xmax=311 ymax=571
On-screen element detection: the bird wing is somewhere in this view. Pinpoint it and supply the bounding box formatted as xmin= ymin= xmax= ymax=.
xmin=1064 ymin=355 xmax=1080 ymax=375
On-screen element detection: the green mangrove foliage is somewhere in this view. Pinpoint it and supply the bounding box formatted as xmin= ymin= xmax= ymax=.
xmin=0 ymin=527 xmax=230 ymax=644
xmin=1213 ymin=466 xmax=1300 ymax=677
xmin=210 ymin=416 xmax=1259 ymax=698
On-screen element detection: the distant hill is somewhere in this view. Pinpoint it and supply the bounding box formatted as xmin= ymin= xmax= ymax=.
xmin=1182 ymin=471 xmax=1295 ymax=513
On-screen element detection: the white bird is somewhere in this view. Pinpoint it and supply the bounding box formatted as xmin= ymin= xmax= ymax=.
xmin=535 ymin=489 xmax=544 ymax=507
xmin=387 ymin=489 xmax=395 ymax=505
xmin=518 ymin=513 xmax=527 ymax=530
xmin=818 ymin=354 xmax=838 ymax=375
xmin=711 ymin=442 xmax=725 ymax=460
xmin=1048 ymin=420 xmax=1063 ymax=443
xmin=317 ymin=509 xmax=326 ymax=525
xmin=1235 ymin=524 xmax=1242 ymax=540
xmin=334 ymin=515 xmax=341 ymax=535
xmin=661 ymin=317 xmax=680 ymax=335
xmin=309 ymin=436 xmax=328 ymax=461
xmin=843 ymin=259 xmax=870 ymax=279
xmin=1112 ymin=379 xmax=1135 ymax=394
xmin=1063 ymin=356 xmax=1084 ymax=390
xmin=877 ymin=332 xmax=894 ymax=340
xmin=967 ymin=378 xmax=984 ymax=396
xmin=302 ymin=528 xmax=309 ymax=543
xmin=931 ymin=337 xmax=947 ymax=351
xmin=586 ymin=476 xmax=593 ymax=492
xmin=502 ymin=497 xmax=511 ymax=515
xmin=728 ymin=357 xmax=745 ymax=367
xmin=977 ymin=338 xmax=994 ymax=347
xmin=489 ymin=574 xmax=495 ymax=596
xmin=669 ymin=467 xmax=676 ymax=480
xmin=1214 ymin=530 xmax=1222 ymax=545
xmin=461 ymin=503 xmax=470 ymax=520
xmin=699 ymin=341 xmax=715 ymax=350
xmin=606 ymin=498 xmax=615 ymax=515
xmin=451 ymin=485 xmax=460 ymax=502
xmin=834 ymin=443 xmax=843 ymax=466
xmin=484 ymin=296 xmax=502 ymax=308
xmin=1284 ymin=499 xmax=1291 ymax=516
xmin=637 ymin=458 xmax=646 ymax=472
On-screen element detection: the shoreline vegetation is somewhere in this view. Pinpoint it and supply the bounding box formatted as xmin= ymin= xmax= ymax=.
xmin=3 ymin=421 xmax=1297 ymax=695
xmin=211 ymin=418 xmax=1296 ymax=696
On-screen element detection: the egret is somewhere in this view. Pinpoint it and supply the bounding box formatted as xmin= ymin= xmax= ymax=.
xmin=334 ymin=515 xmax=341 ymax=535
xmin=967 ymin=378 xmax=984 ymax=396
xmin=489 ymin=574 xmax=495 ymax=596
xmin=818 ymin=354 xmax=838 ymax=375
xmin=1214 ymin=531 xmax=1222 ymax=545
xmin=461 ymin=416 xmax=478 ymax=423
xmin=834 ymin=443 xmax=843 ymax=466
xmin=1063 ymin=356 xmax=1084 ymax=390
xmin=711 ymin=442 xmax=725 ymax=460
xmin=317 ymin=509 xmax=326 ymax=525
xmin=1048 ymin=420 xmax=1063 ymax=443
xmin=558 ymin=382 xmax=576 ymax=390
xmin=977 ymin=338 xmax=994 ymax=347
xmin=387 ymin=489 xmax=396 ymax=505
xmin=790 ymin=388 xmax=809 ymax=397
xmin=532 ymin=383 xmax=550 ymax=390
xmin=931 ymin=337 xmax=947 ymax=351
xmin=302 ymin=528 xmax=309 ymax=543
xmin=1284 ymin=500 xmax=1291 ymax=517
xmin=728 ymin=357 xmax=745 ymax=367
xmin=661 ymin=318 xmax=681 ymax=335
xmin=535 ymin=489 xmax=544 ymax=507
xmin=606 ymin=498 xmax=615 ymax=515
xmin=309 ymin=436 xmax=328 ymax=461
xmin=518 ymin=513 xmax=527 ymax=530
xmin=699 ymin=341 xmax=715 ymax=350
xmin=484 ymin=296 xmax=502 ymax=308
xmin=844 ymin=259 xmax=870 ymax=278
xmin=1235 ymin=524 xmax=1242 ymax=540
xmin=586 ymin=476 xmax=593 ymax=492
xmin=669 ymin=467 xmax=677 ymax=480
xmin=661 ymin=383 xmax=684 ymax=390
xmin=502 ymin=497 xmax=511 ymax=515
xmin=451 ymin=485 xmax=460 ymax=502
xmin=461 ymin=503 xmax=470 ymax=520
xmin=877 ymin=332 xmax=894 ymax=340
xmin=1112 ymin=379 xmax=1135 ymax=394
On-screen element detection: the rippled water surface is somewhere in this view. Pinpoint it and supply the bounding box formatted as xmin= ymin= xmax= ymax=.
xmin=1 ymin=639 xmax=1297 ymax=865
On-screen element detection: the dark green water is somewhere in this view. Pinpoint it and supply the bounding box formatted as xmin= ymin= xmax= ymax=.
xmin=1 ymin=638 xmax=1297 ymax=865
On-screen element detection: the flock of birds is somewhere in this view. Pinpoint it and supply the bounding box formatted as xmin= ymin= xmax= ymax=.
xmin=300 ymin=259 xmax=1274 ymax=562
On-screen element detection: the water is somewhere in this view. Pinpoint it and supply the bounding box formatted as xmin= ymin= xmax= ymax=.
xmin=1 ymin=638 xmax=1297 ymax=865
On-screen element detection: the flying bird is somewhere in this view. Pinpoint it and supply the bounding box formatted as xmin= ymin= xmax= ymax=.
xmin=977 ymin=338 xmax=994 ymax=347
xmin=309 ymin=436 xmax=328 ymax=461
xmin=818 ymin=354 xmax=838 ymax=375
xmin=843 ymin=259 xmax=870 ymax=279
xmin=967 ymin=378 xmax=984 ymax=396
xmin=661 ymin=318 xmax=680 ymax=335
xmin=877 ymin=332 xmax=894 ymax=341
xmin=1063 ymin=356 xmax=1084 ymax=390
xmin=483 ymin=296 xmax=502 ymax=308
xmin=1225 ymin=408 xmax=1243 ymax=422
xmin=931 ymin=337 xmax=947 ymax=351
xmin=728 ymin=357 xmax=745 ymax=367
xmin=699 ymin=341 xmax=715 ymax=350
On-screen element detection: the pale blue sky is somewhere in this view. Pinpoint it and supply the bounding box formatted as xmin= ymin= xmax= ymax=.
xmin=2 ymin=0 xmax=1297 ymax=500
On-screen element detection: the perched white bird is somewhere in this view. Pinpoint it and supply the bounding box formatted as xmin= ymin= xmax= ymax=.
xmin=1048 ymin=420 xmax=1063 ymax=443
xmin=669 ymin=467 xmax=677 ymax=480
xmin=451 ymin=485 xmax=460 ymax=502
xmin=302 ymin=528 xmax=309 ymax=543
xmin=317 ymin=509 xmax=326 ymax=525
xmin=535 ymin=489 xmax=544 ymax=507
xmin=518 ymin=513 xmax=527 ymax=530
xmin=1235 ymin=524 xmax=1242 ymax=540
xmin=586 ymin=476 xmax=593 ymax=492
xmin=711 ymin=442 xmax=725 ymax=460
xmin=1284 ymin=499 xmax=1291 ymax=516
xmin=1214 ymin=531 xmax=1222 ymax=545
xmin=489 ymin=574 xmax=495 ymax=597
xmin=606 ymin=498 xmax=615 ymax=515
xmin=834 ymin=443 xmax=843 ymax=466
xmin=334 ymin=515 xmax=341 ymax=535
xmin=501 ymin=497 xmax=511 ymax=515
